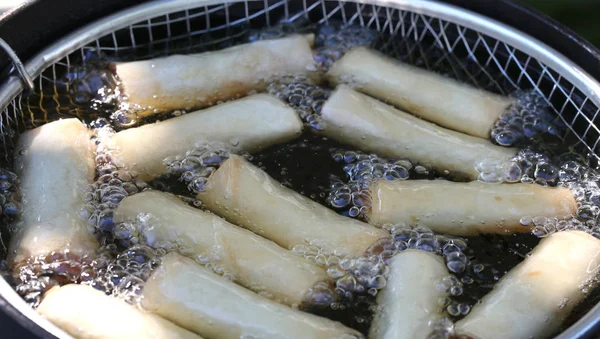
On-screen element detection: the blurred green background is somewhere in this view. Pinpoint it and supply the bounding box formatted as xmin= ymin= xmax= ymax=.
xmin=522 ymin=0 xmax=600 ymax=48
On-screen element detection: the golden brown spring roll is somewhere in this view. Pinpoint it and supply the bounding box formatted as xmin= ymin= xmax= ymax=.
xmin=113 ymin=190 xmax=332 ymax=307
xmin=9 ymin=119 xmax=98 ymax=270
xmin=368 ymin=180 xmax=577 ymax=236
xmin=108 ymin=94 xmax=303 ymax=181
xmin=319 ymin=85 xmax=516 ymax=181
xmin=197 ymin=154 xmax=388 ymax=258
xmin=455 ymin=231 xmax=600 ymax=339
xmin=369 ymin=250 xmax=448 ymax=339
xmin=142 ymin=252 xmax=363 ymax=339
xmin=327 ymin=47 xmax=515 ymax=139
xmin=115 ymin=34 xmax=318 ymax=116
xmin=38 ymin=284 xmax=201 ymax=339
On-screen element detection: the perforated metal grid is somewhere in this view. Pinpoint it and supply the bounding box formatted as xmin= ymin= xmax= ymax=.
xmin=0 ymin=0 xmax=599 ymax=156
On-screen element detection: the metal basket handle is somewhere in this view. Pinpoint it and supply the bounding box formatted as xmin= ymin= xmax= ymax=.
xmin=0 ymin=38 xmax=33 ymax=93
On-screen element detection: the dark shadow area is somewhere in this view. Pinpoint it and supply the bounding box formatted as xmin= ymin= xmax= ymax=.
xmin=522 ymin=0 xmax=600 ymax=48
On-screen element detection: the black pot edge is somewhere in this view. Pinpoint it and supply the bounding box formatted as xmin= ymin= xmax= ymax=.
xmin=0 ymin=0 xmax=145 ymax=77
xmin=440 ymin=0 xmax=600 ymax=82
xmin=0 ymin=291 xmax=54 ymax=339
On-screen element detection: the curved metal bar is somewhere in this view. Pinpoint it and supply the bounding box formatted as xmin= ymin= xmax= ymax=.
xmin=0 ymin=0 xmax=598 ymax=111
xmin=0 ymin=38 xmax=33 ymax=93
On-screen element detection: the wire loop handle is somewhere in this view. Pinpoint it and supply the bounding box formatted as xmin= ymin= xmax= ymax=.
xmin=0 ymin=38 xmax=33 ymax=93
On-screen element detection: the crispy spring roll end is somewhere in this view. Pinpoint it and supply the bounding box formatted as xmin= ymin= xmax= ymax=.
xmin=114 ymin=34 xmax=319 ymax=116
xmin=318 ymin=85 xmax=516 ymax=181
xmin=200 ymin=154 xmax=388 ymax=258
xmin=367 ymin=180 xmax=577 ymax=236
xmin=370 ymin=250 xmax=448 ymax=339
xmin=110 ymin=94 xmax=303 ymax=181
xmin=38 ymin=284 xmax=201 ymax=339
xmin=142 ymin=252 xmax=363 ymax=339
xmin=326 ymin=47 xmax=516 ymax=139
xmin=114 ymin=190 xmax=334 ymax=309
xmin=9 ymin=118 xmax=99 ymax=271
xmin=455 ymin=231 xmax=600 ymax=339
xmin=299 ymin=281 xmax=337 ymax=310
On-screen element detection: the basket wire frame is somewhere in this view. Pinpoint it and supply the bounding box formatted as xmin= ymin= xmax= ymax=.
xmin=1 ymin=0 xmax=598 ymax=161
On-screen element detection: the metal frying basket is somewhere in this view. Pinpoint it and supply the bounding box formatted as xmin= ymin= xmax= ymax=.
xmin=0 ymin=0 xmax=599 ymax=338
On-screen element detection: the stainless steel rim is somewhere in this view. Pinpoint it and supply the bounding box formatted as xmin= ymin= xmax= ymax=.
xmin=0 ymin=0 xmax=598 ymax=338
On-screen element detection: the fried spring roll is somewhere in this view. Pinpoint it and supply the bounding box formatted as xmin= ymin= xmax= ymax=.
xmin=109 ymin=94 xmax=303 ymax=181
xmin=327 ymin=47 xmax=515 ymax=138
xmin=369 ymin=250 xmax=448 ymax=339
xmin=319 ymin=85 xmax=516 ymax=181
xmin=455 ymin=231 xmax=600 ymax=339
xmin=113 ymin=190 xmax=332 ymax=307
xmin=38 ymin=284 xmax=201 ymax=339
xmin=198 ymin=155 xmax=388 ymax=258
xmin=8 ymin=119 xmax=98 ymax=269
xmin=115 ymin=34 xmax=318 ymax=116
xmin=142 ymin=252 xmax=363 ymax=339
xmin=368 ymin=180 xmax=577 ymax=236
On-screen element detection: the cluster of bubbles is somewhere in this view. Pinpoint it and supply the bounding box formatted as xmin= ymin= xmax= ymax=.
xmin=17 ymin=245 xmax=160 ymax=308
xmin=267 ymin=74 xmax=331 ymax=131
xmin=313 ymin=23 xmax=378 ymax=71
xmin=487 ymin=146 xmax=592 ymax=187
xmin=83 ymin=118 xmax=149 ymax=238
xmin=0 ymin=168 xmax=21 ymax=285
xmin=66 ymin=59 xmax=177 ymax=128
xmin=30 ymin=51 xmax=128 ymax=128
xmin=382 ymin=224 xmax=471 ymax=276
xmin=491 ymin=90 xmax=562 ymax=147
xmin=21 ymin=51 xmax=120 ymax=127
xmin=476 ymin=147 xmax=588 ymax=186
xmin=15 ymin=251 xmax=94 ymax=307
xmin=64 ymin=56 xmax=120 ymax=114
xmin=111 ymin=211 xmax=330 ymax=308
xmin=60 ymin=56 xmax=161 ymax=128
xmin=61 ymin=52 xmax=184 ymax=128
xmin=327 ymin=150 xmax=430 ymax=218
xmin=0 ymin=169 xmax=22 ymax=228
xmin=109 ymin=99 xmax=147 ymax=128
xmin=80 ymin=244 xmax=163 ymax=305
xmin=293 ymin=223 xmax=472 ymax=317
xmin=12 ymin=118 xmax=151 ymax=307
xmin=164 ymin=142 xmax=235 ymax=194
xmin=478 ymin=144 xmax=600 ymax=239
xmin=426 ymin=318 xmax=458 ymax=339
xmin=113 ymin=211 xmax=277 ymax=299
xmin=384 ymin=224 xmax=475 ymax=320
xmin=110 ymin=213 xmax=148 ymax=250
xmin=523 ymin=162 xmax=600 ymax=239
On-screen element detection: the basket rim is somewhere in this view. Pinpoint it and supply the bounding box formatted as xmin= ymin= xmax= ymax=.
xmin=0 ymin=0 xmax=598 ymax=112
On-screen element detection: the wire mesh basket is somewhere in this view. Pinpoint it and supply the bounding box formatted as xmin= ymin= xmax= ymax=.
xmin=0 ymin=0 xmax=600 ymax=338
xmin=1 ymin=0 xmax=599 ymax=153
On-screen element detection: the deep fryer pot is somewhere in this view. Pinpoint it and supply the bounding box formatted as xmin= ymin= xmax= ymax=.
xmin=0 ymin=0 xmax=600 ymax=338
